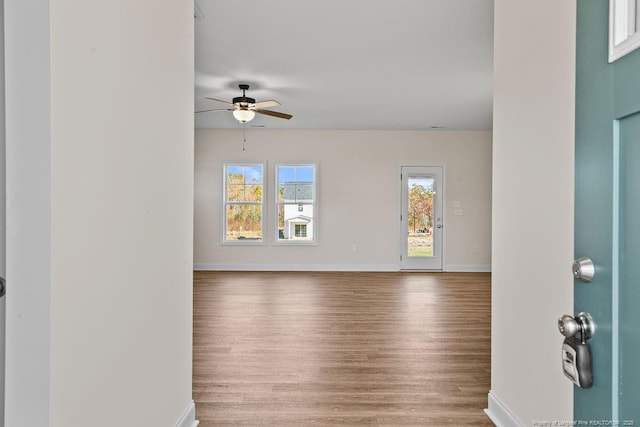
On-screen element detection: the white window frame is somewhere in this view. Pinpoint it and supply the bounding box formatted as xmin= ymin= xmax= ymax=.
xmin=274 ymin=163 xmax=318 ymax=245
xmin=221 ymin=162 xmax=266 ymax=245
xmin=609 ymin=0 xmax=640 ymax=62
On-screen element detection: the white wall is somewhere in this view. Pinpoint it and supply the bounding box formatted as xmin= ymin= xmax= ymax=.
xmin=488 ymin=0 xmax=575 ymax=425
xmin=195 ymin=129 xmax=491 ymax=272
xmin=5 ymin=1 xmax=194 ymax=426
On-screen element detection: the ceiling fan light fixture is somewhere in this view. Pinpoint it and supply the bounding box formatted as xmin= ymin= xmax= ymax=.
xmin=198 ymin=84 xmax=292 ymax=122
xmin=233 ymin=108 xmax=256 ymax=123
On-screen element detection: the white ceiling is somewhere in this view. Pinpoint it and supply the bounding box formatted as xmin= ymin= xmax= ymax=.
xmin=195 ymin=1 xmax=494 ymax=130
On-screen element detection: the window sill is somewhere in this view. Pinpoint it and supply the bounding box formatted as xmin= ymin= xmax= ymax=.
xmin=220 ymin=239 xmax=266 ymax=246
xmin=273 ymin=240 xmax=318 ymax=246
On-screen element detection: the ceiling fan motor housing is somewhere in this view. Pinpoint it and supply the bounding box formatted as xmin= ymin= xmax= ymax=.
xmin=233 ymin=84 xmax=255 ymax=107
xmin=232 ymin=96 xmax=256 ymax=107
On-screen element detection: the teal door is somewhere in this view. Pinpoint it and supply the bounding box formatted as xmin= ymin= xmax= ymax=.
xmin=575 ymin=0 xmax=640 ymax=423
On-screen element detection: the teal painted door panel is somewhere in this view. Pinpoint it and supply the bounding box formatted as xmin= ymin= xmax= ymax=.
xmin=575 ymin=0 xmax=640 ymax=423
xmin=618 ymin=113 xmax=640 ymax=421
xmin=614 ymin=52 xmax=640 ymax=119
xmin=575 ymin=0 xmax=614 ymax=418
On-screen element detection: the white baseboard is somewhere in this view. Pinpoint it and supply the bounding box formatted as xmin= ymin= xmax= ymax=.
xmin=194 ymin=263 xmax=492 ymax=272
xmin=485 ymin=391 xmax=525 ymax=427
xmin=175 ymin=400 xmax=199 ymax=427
xmin=446 ymin=264 xmax=492 ymax=272
xmin=193 ymin=263 xmax=399 ymax=272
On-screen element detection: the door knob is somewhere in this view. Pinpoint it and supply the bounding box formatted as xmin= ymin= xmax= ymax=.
xmin=558 ymin=314 xmax=581 ymax=338
xmin=558 ymin=312 xmax=595 ymax=341
xmin=572 ymin=256 xmax=595 ymax=282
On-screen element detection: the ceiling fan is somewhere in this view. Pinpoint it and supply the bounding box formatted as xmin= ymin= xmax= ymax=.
xmin=196 ymin=84 xmax=293 ymax=123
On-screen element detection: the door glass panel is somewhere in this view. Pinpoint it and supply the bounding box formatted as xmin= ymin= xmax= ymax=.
xmin=609 ymin=0 xmax=640 ymax=61
xmin=407 ymin=176 xmax=435 ymax=257
xmin=400 ymin=166 xmax=443 ymax=271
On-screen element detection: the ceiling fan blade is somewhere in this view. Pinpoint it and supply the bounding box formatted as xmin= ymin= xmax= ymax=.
xmin=204 ymin=97 xmax=234 ymax=106
xmin=195 ymin=108 xmax=232 ymax=114
xmin=255 ymin=109 xmax=293 ymax=120
xmin=253 ymin=100 xmax=280 ymax=109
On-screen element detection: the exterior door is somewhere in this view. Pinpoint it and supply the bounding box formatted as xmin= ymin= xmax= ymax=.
xmin=575 ymin=0 xmax=640 ymax=423
xmin=400 ymin=166 xmax=443 ymax=270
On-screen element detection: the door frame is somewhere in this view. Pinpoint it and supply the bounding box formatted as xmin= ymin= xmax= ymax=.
xmin=399 ymin=165 xmax=445 ymax=271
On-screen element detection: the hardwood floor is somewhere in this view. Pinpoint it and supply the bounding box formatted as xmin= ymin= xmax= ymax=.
xmin=193 ymin=271 xmax=493 ymax=426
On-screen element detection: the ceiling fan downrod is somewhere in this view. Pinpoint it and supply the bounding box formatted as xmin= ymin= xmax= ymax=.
xmin=233 ymin=84 xmax=255 ymax=106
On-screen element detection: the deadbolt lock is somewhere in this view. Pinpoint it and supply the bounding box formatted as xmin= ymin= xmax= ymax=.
xmin=572 ymin=256 xmax=595 ymax=282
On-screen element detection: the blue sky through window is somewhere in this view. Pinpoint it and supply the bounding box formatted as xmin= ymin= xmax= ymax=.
xmin=227 ymin=165 xmax=263 ymax=184
xmin=278 ymin=165 xmax=314 ymax=184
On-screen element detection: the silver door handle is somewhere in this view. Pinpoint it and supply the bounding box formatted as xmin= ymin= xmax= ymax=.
xmin=0 ymin=276 xmax=5 ymax=297
xmin=558 ymin=312 xmax=595 ymax=341
xmin=436 ymin=224 xmax=442 ymax=228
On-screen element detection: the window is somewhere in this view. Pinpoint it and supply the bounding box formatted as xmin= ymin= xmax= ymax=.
xmin=609 ymin=0 xmax=640 ymax=62
xmin=276 ymin=164 xmax=316 ymax=243
xmin=223 ymin=164 xmax=264 ymax=243
xmin=295 ymin=224 xmax=307 ymax=238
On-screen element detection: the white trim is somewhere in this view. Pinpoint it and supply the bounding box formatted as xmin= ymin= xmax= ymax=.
xmin=484 ymin=391 xmax=525 ymax=427
xmin=609 ymin=31 xmax=640 ymax=62
xmin=194 ymin=263 xmax=399 ymax=272
xmin=175 ymin=400 xmax=199 ymax=427
xmin=194 ymin=263 xmax=490 ymax=272
xmin=609 ymin=0 xmax=640 ymax=62
xmin=445 ymin=264 xmax=492 ymax=272
xmin=271 ymin=240 xmax=319 ymax=247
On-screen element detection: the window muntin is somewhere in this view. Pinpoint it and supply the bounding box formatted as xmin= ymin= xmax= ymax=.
xmin=223 ymin=164 xmax=264 ymax=243
xmin=276 ymin=164 xmax=316 ymax=243
xmin=295 ymin=224 xmax=307 ymax=238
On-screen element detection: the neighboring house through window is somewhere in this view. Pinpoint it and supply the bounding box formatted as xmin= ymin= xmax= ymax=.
xmin=276 ymin=164 xmax=316 ymax=243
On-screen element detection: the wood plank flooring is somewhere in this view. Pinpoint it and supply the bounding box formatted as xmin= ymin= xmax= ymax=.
xmin=193 ymin=271 xmax=493 ymax=426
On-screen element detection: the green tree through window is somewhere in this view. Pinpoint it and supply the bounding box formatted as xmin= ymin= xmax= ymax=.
xmin=408 ymin=183 xmax=434 ymax=233
xmin=224 ymin=164 xmax=264 ymax=242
